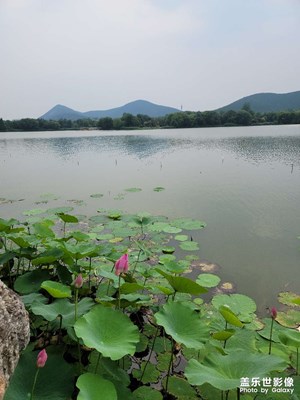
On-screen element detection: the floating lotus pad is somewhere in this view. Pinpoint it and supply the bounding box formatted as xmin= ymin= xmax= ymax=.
xmin=196 ymin=273 xmax=221 ymax=288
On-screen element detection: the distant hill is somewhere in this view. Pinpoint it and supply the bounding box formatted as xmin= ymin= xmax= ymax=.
xmin=40 ymin=100 xmax=180 ymax=121
xmin=217 ymin=91 xmax=300 ymax=113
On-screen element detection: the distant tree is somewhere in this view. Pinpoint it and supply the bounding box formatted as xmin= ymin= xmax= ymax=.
xmin=242 ymin=102 xmax=254 ymax=115
xmin=221 ymin=110 xmax=238 ymax=126
xmin=202 ymin=111 xmax=221 ymax=127
xmin=98 ymin=117 xmax=114 ymax=130
xmin=0 ymin=118 xmax=7 ymax=131
xmin=192 ymin=111 xmax=205 ymax=127
xmin=113 ymin=118 xmax=123 ymax=130
xmin=235 ymin=110 xmax=252 ymax=126
xmin=121 ymin=113 xmax=139 ymax=128
xmin=15 ymin=118 xmax=39 ymax=131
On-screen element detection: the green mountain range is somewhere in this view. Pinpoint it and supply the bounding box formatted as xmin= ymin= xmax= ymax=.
xmin=40 ymin=100 xmax=180 ymax=120
xmin=217 ymin=90 xmax=300 ymax=113
xmin=39 ymin=91 xmax=300 ymax=121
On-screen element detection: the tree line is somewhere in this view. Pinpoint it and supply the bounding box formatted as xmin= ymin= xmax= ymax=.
xmin=1 ymin=106 xmax=300 ymax=132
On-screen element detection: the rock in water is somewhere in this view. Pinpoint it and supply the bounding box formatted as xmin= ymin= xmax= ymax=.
xmin=0 ymin=280 xmax=30 ymax=399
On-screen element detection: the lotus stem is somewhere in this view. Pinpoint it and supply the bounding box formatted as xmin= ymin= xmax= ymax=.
xmin=118 ymin=274 xmax=121 ymax=309
xmin=95 ymin=352 xmax=101 ymax=374
xmin=297 ymin=347 xmax=299 ymax=375
xmin=140 ymin=326 xmax=159 ymax=381
xmin=268 ymin=318 xmax=274 ymax=355
xmin=165 ymin=339 xmax=175 ymax=392
xmin=30 ymin=369 xmax=40 ymax=400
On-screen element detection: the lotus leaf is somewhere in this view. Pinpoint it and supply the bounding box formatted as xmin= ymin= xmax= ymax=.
xmin=155 ymin=301 xmax=209 ymax=349
xmin=172 ymin=218 xmax=207 ymax=230
xmin=40 ymin=280 xmax=72 ymax=298
xmin=212 ymin=293 xmax=256 ymax=317
xmin=163 ymin=376 xmax=199 ymax=400
xmin=196 ymin=273 xmax=221 ymax=288
xmin=278 ymin=291 xmax=300 ymax=307
xmin=156 ymin=269 xmax=207 ymax=295
xmin=76 ymin=373 xmax=117 ymax=400
xmin=133 ymin=386 xmax=163 ymax=399
xmin=185 ymin=351 xmax=287 ymax=390
xmin=31 ymin=297 xmax=94 ymax=328
xmin=14 ymin=269 xmax=52 ymax=294
xmin=74 ymin=305 xmax=139 ymax=360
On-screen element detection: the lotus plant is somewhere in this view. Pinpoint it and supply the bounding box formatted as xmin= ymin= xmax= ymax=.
xmin=30 ymin=349 xmax=48 ymax=399
xmin=115 ymin=253 xmax=129 ymax=309
xmin=269 ymin=307 xmax=277 ymax=355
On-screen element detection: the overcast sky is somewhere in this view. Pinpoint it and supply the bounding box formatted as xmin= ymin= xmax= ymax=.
xmin=1 ymin=0 xmax=299 ymax=120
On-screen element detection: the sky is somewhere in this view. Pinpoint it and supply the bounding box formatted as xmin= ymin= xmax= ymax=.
xmin=1 ymin=0 xmax=300 ymax=120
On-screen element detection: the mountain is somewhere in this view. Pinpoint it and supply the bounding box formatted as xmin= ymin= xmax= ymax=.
xmin=40 ymin=100 xmax=180 ymax=120
xmin=217 ymin=91 xmax=300 ymax=113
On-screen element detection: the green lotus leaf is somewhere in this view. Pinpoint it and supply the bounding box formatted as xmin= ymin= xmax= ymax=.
xmin=57 ymin=213 xmax=79 ymax=223
xmin=76 ymin=373 xmax=117 ymax=400
xmin=32 ymin=247 xmax=64 ymax=265
xmin=163 ymin=226 xmax=182 ymax=234
xmin=74 ymin=305 xmax=139 ymax=360
xmin=31 ymin=298 xmax=94 ymax=328
xmin=179 ymin=241 xmax=199 ymax=251
xmin=257 ymin=318 xmax=290 ymax=342
xmin=153 ymin=186 xmax=165 ymax=192
xmin=196 ymin=273 xmax=221 ymax=288
xmin=14 ymin=269 xmax=52 ymax=294
xmin=133 ymin=386 xmax=163 ymax=400
xmin=278 ymin=291 xmax=300 ymax=307
xmin=32 ymin=222 xmax=55 ymax=238
xmin=124 ymin=187 xmax=142 ymax=192
xmin=212 ymin=294 xmax=257 ymax=317
xmin=172 ymin=218 xmax=207 ymax=230
xmin=147 ymin=222 xmax=169 ymax=232
xmin=90 ymin=193 xmax=104 ymax=198
xmin=4 ymin=346 xmax=74 ymax=400
xmin=133 ymin=362 xmax=160 ymax=384
xmin=40 ymin=280 xmax=72 ymax=298
xmin=40 ymin=192 xmax=59 ymax=200
xmin=162 ymin=246 xmax=176 ymax=254
xmin=88 ymin=353 xmax=130 ymax=386
xmin=23 ymin=208 xmax=46 ymax=216
xmin=155 ymin=301 xmax=209 ymax=349
xmin=47 ymin=206 xmax=74 ymax=214
xmin=174 ymin=234 xmax=189 ymax=242
xmin=185 ymin=351 xmax=287 ymax=390
xmin=219 ymin=305 xmax=244 ymax=328
xmin=21 ymin=293 xmax=48 ymax=309
xmin=276 ymin=309 xmax=300 ymax=328
xmin=278 ymin=330 xmax=300 ymax=348
xmin=212 ymin=329 xmax=236 ymax=341
xmin=163 ymin=376 xmax=198 ymax=400
xmin=156 ymin=269 xmax=207 ymax=295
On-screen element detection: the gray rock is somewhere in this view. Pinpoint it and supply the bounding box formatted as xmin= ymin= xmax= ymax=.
xmin=0 ymin=280 xmax=30 ymax=400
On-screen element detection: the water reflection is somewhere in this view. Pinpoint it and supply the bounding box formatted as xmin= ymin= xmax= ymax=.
xmin=2 ymin=129 xmax=300 ymax=168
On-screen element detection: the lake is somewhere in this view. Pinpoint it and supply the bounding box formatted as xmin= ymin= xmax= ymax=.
xmin=1 ymin=125 xmax=300 ymax=310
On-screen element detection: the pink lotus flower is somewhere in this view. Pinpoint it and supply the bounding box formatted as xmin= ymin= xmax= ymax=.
xmin=74 ymin=273 xmax=83 ymax=289
xmin=115 ymin=253 xmax=129 ymax=276
xmin=270 ymin=307 xmax=277 ymax=319
xmin=36 ymin=349 xmax=48 ymax=368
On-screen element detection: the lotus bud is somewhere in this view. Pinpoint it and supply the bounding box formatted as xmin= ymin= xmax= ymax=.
xmin=36 ymin=349 xmax=48 ymax=368
xmin=115 ymin=253 xmax=129 ymax=276
xmin=74 ymin=273 xmax=83 ymax=289
xmin=270 ymin=307 xmax=277 ymax=319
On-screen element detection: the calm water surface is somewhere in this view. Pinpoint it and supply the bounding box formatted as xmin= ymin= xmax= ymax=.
xmin=1 ymin=126 xmax=300 ymax=310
